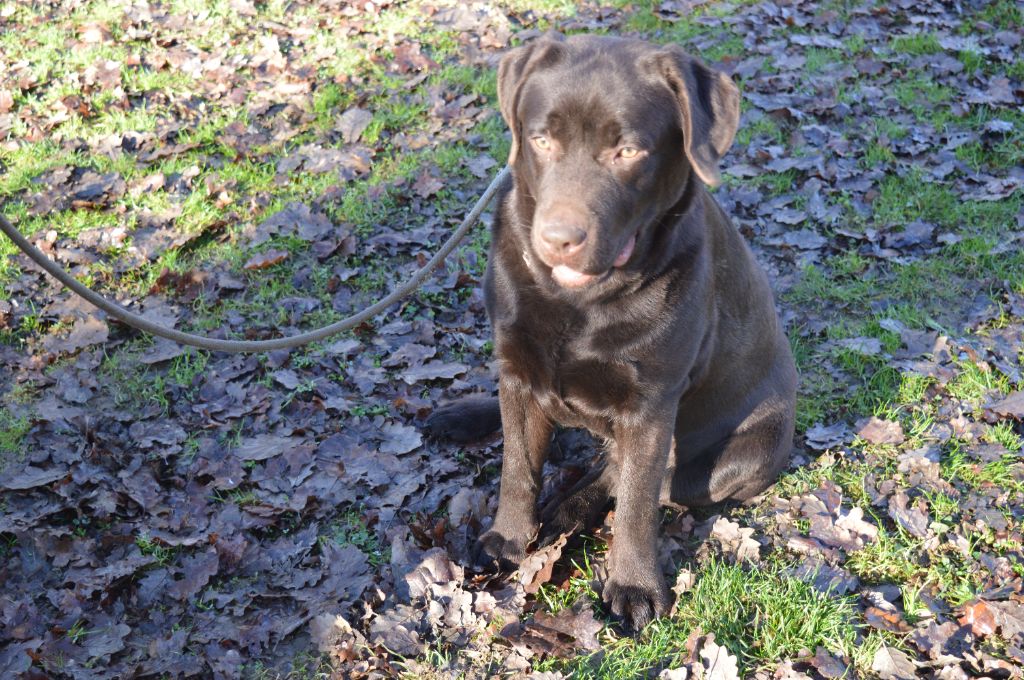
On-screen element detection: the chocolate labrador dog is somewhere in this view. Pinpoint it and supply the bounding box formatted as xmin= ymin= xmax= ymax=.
xmin=428 ymin=33 xmax=797 ymax=632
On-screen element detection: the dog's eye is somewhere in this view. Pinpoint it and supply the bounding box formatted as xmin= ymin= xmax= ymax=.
xmin=618 ymin=146 xmax=641 ymax=159
xmin=531 ymin=136 xmax=551 ymax=151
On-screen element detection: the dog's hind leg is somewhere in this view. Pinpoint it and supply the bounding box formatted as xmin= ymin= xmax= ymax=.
xmin=538 ymin=461 xmax=617 ymax=545
xmin=424 ymin=396 xmax=501 ymax=442
xmin=669 ymin=404 xmax=793 ymax=506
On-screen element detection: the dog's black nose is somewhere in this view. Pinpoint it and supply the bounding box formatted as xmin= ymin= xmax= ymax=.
xmin=538 ymin=219 xmax=588 ymax=256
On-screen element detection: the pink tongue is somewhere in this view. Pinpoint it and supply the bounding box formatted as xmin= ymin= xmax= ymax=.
xmin=550 ymin=235 xmax=637 ymax=288
xmin=551 ymin=265 xmax=595 ymax=288
xmin=613 ymin=234 xmax=636 ymax=267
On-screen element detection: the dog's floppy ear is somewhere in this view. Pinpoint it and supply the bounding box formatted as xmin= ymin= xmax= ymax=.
xmin=654 ymin=47 xmax=740 ymax=187
xmin=497 ymin=32 xmax=567 ymax=166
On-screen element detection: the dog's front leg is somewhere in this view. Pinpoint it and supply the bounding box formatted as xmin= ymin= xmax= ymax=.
xmin=603 ymin=410 xmax=675 ymax=632
xmin=475 ymin=374 xmax=552 ymax=569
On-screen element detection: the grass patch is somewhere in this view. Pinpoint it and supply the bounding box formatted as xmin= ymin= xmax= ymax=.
xmin=136 ymin=532 xmax=178 ymax=565
xmin=735 ymin=115 xmax=784 ymax=147
xmin=804 ymin=47 xmax=843 ymax=74
xmin=324 ymin=508 xmax=390 ymax=567
xmin=846 ymin=521 xmax=980 ymax=606
xmin=945 ymin=359 xmax=1010 ymax=404
xmin=536 ymin=545 xmax=602 ymax=614
xmin=975 ymin=0 xmax=1024 ymax=29
xmin=871 ymin=168 xmax=956 ymax=227
xmin=557 ymin=558 xmax=858 ymax=676
xmin=0 ymin=408 xmax=31 ymax=472
xmin=891 ymin=32 xmax=942 ymax=56
xmin=891 ymin=74 xmax=954 ymax=124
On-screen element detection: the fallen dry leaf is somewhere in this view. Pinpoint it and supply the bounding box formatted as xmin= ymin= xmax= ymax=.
xmin=699 ymin=634 xmax=741 ymax=680
xmin=378 ymin=421 xmax=422 ymax=454
xmin=503 ymin=601 xmax=603 ymax=658
xmin=339 ymin=107 xmax=374 ymax=144
xmin=243 ymin=249 xmax=290 ymax=270
xmin=865 ymin=606 xmax=912 ymax=633
xmin=41 ymin=315 xmax=109 ymax=355
xmin=988 ymin=391 xmax=1024 ymax=420
xmin=804 ymin=421 xmax=850 ymax=451
xmin=516 ymin=531 xmax=570 ymax=595
xmin=710 ymin=516 xmax=760 ymax=563
xmin=0 ymin=465 xmax=67 ymax=490
xmin=870 ymin=645 xmax=916 ymax=679
xmin=811 ymin=647 xmax=851 ymax=679
xmin=887 ymin=490 xmax=931 ymax=539
xmin=958 ymin=600 xmax=997 ymax=637
xmin=856 ymin=417 xmax=905 ymax=445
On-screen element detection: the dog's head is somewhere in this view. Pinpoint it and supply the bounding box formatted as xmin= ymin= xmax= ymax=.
xmin=497 ymin=34 xmax=740 ymax=289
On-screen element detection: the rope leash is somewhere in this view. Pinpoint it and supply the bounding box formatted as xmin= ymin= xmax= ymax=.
xmin=0 ymin=166 xmax=511 ymax=353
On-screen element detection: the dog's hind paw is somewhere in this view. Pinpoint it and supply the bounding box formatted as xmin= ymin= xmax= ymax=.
xmin=423 ymin=396 xmax=501 ymax=443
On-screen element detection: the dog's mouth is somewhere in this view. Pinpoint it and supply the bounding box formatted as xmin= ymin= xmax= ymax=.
xmin=550 ymin=232 xmax=636 ymax=288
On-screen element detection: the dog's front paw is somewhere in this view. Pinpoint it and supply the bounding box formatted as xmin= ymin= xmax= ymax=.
xmin=472 ymin=528 xmax=530 ymax=571
xmin=602 ymin=573 xmax=670 ymax=634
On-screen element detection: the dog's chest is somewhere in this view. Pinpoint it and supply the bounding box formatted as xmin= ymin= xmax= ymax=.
xmin=496 ymin=305 xmax=641 ymax=431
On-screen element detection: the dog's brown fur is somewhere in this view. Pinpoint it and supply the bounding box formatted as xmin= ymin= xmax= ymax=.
xmin=428 ymin=34 xmax=797 ymax=632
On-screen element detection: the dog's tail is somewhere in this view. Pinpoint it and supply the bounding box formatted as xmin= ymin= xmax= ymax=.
xmin=423 ymin=396 xmax=501 ymax=442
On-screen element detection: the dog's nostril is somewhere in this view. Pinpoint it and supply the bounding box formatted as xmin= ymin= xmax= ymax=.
xmin=540 ymin=223 xmax=588 ymax=252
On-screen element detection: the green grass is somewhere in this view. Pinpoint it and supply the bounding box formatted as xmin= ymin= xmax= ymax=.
xmin=211 ymin=487 xmax=259 ymax=507
xmin=804 ymin=47 xmax=843 ymax=74
xmin=553 ymin=558 xmax=859 ymax=677
xmin=324 ymin=509 xmax=390 ymax=567
xmin=0 ymin=407 xmax=31 ymax=472
xmin=135 ymin=532 xmax=178 ymax=565
xmin=945 ymin=359 xmax=1011 ymax=404
xmin=536 ymin=544 xmax=603 ymax=614
xmin=891 ymin=33 xmax=942 ymax=56
xmin=735 ymin=115 xmax=785 ymax=147
xmin=975 ymin=0 xmax=1024 ymax=29
xmin=986 ymin=421 xmax=1023 ymax=452
xmin=872 ymin=168 xmax=956 ymax=227
xmin=842 ymin=502 xmax=980 ymax=607
xmin=892 ymin=74 xmax=955 ymax=124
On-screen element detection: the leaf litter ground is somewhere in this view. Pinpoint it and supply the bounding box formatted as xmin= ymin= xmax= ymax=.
xmin=1 ymin=0 xmax=1023 ymax=677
